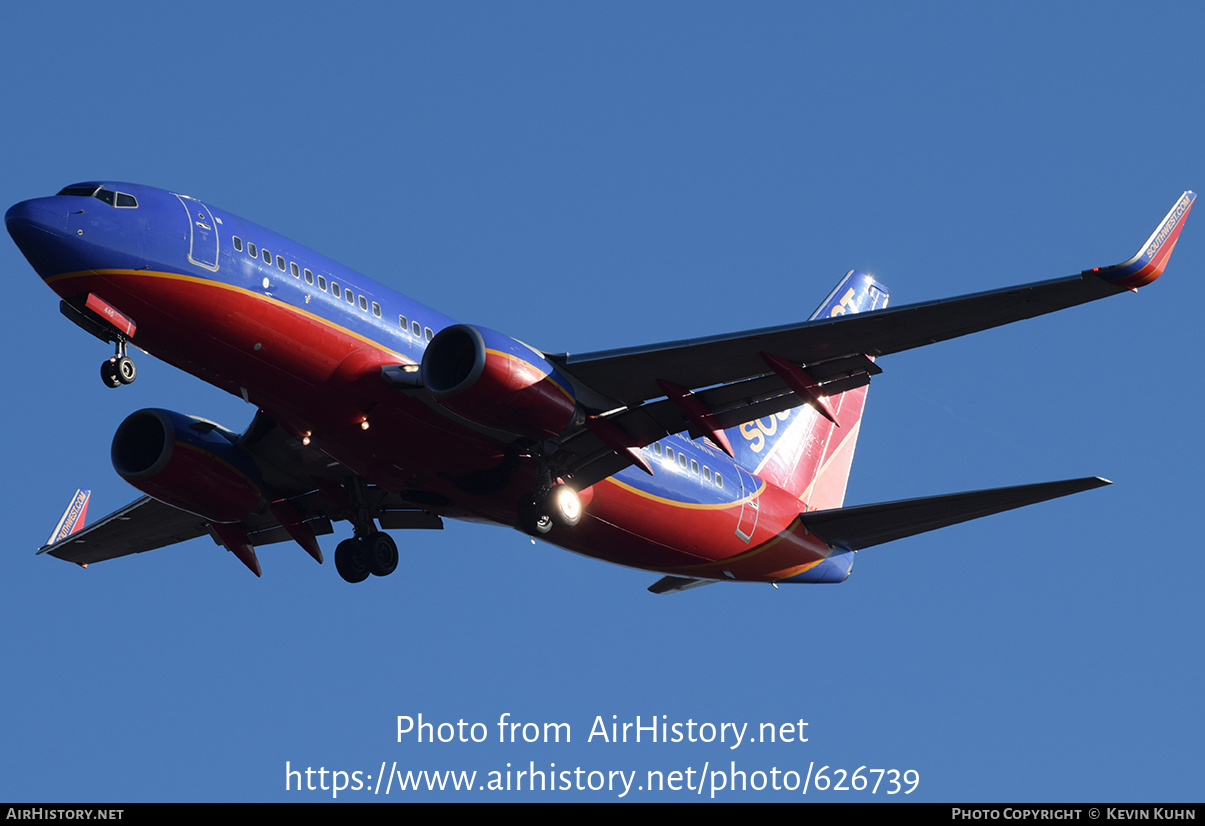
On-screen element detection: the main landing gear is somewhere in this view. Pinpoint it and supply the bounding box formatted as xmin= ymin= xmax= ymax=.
xmin=334 ymin=531 xmax=398 ymax=584
xmin=517 ymin=483 xmax=582 ymax=537
xmin=101 ymin=341 xmax=136 ymax=388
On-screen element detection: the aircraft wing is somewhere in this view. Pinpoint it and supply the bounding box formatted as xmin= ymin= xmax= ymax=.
xmin=38 ymin=412 xmax=443 ymax=569
xmin=548 ymin=192 xmax=1193 ymax=486
xmin=39 ymin=495 xmax=212 ymax=565
xmin=559 ymin=192 xmax=1193 ymax=407
xmin=37 ymin=492 xmax=341 ymax=567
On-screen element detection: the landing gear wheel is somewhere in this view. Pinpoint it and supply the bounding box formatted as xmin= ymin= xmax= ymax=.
xmin=101 ymin=359 xmax=122 ymax=388
xmin=100 ymin=355 xmax=136 ymax=387
xmin=517 ymin=493 xmax=553 ymax=536
xmin=365 ymin=532 xmax=398 ymax=577
xmin=547 ymin=484 xmax=582 ymax=529
xmin=115 ymin=355 xmax=136 ymax=384
xmin=335 ymin=538 xmax=370 ymax=583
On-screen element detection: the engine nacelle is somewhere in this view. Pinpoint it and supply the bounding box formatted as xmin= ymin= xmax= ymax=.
xmin=421 ymin=324 xmax=578 ymax=440
xmin=111 ymin=408 xmax=264 ymax=524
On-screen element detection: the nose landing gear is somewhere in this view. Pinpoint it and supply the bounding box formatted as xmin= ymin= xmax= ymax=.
xmin=101 ymin=341 xmax=136 ymax=388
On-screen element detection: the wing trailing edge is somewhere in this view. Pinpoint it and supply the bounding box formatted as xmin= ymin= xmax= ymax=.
xmin=799 ymin=476 xmax=1112 ymax=552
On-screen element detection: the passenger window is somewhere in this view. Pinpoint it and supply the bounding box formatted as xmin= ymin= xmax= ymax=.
xmin=424 ymin=327 xmax=433 ymax=341
xmin=399 ymin=315 xmax=408 ymax=332
xmin=371 ymin=301 xmax=381 ymax=317
xmin=653 ymin=442 xmax=662 ymax=456
xmin=678 ymin=454 xmax=688 ymax=469
xmin=412 ymin=321 xmax=421 ymax=337
xmin=715 ymin=473 xmax=723 ymax=489
xmin=248 ymin=242 xmax=257 ymax=258
xmin=345 ymin=290 xmax=355 ymax=305
xmin=317 ymin=275 xmax=327 ymax=291
xmin=304 ymin=268 xmax=314 ymax=285
xmin=262 ymin=249 xmax=271 ymax=264
xmin=233 ymin=237 xmax=243 ymax=252
xmin=703 ymin=467 xmax=712 ymax=482
xmin=665 ymin=446 xmax=675 ymax=462
xmin=331 ymin=282 xmax=341 ymax=298
xmin=290 ymin=262 xmax=300 ymax=278
xmin=691 ymin=459 xmax=699 ymax=475
xmin=276 ymin=255 xmax=286 ymax=272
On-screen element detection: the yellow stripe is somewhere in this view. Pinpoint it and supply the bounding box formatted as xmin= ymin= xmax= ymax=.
xmin=484 ymin=348 xmax=574 ymax=402
xmin=48 ymin=269 xmax=412 ymax=364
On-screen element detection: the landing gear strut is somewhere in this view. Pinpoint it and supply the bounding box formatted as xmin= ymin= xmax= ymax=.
xmin=101 ymin=341 xmax=136 ymax=388
xmin=517 ymin=483 xmax=582 ymax=537
xmin=335 ymin=531 xmax=398 ymax=583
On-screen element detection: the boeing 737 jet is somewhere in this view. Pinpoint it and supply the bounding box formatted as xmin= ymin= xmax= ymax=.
xmin=7 ymin=184 xmax=1194 ymax=592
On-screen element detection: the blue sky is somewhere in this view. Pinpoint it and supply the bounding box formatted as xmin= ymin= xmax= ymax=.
xmin=1 ymin=2 xmax=1201 ymax=802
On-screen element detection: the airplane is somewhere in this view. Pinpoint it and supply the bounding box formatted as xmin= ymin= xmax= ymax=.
xmin=6 ymin=183 xmax=1194 ymax=593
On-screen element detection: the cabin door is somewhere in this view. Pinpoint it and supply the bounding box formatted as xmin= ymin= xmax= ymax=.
xmin=176 ymin=194 xmax=219 ymax=271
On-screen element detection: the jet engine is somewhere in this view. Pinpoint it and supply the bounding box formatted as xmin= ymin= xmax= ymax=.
xmin=421 ymin=324 xmax=579 ymax=440
xmin=111 ymin=408 xmax=264 ymax=523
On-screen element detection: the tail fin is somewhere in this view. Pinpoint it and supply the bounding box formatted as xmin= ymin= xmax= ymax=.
xmin=723 ymin=270 xmax=888 ymax=510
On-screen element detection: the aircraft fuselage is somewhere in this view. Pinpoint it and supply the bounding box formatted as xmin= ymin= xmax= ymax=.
xmin=9 ymin=182 xmax=849 ymax=585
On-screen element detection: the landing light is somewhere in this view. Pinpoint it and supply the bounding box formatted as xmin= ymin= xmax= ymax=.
xmin=553 ymin=485 xmax=581 ymax=523
xmin=360 ymin=419 xmax=370 ymax=431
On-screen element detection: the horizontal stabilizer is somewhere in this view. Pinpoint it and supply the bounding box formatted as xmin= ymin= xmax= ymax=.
xmin=800 ymin=477 xmax=1112 ymax=552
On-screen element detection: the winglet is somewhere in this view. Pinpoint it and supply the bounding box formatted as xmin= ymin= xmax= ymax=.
xmin=1092 ymin=191 xmax=1195 ymax=290
xmin=44 ymin=489 xmax=92 ymax=568
xmin=45 ymin=489 xmax=91 ymax=547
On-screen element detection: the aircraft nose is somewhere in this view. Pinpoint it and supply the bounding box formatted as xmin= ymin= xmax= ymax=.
xmin=7 ymin=197 xmax=74 ymax=278
xmin=6 ymin=197 xmax=67 ymax=236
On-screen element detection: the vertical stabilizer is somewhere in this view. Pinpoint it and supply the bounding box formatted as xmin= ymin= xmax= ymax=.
xmin=723 ymin=270 xmax=888 ymax=510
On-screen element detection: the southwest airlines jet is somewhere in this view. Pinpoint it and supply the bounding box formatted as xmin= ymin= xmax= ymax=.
xmin=7 ymin=184 xmax=1194 ymax=593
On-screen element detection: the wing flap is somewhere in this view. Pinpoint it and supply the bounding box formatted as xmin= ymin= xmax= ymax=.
xmin=799 ymin=477 xmax=1112 ymax=552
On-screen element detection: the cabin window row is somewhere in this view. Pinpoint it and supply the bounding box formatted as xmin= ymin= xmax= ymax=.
xmin=232 ymin=235 xmax=383 ymax=320
xmin=398 ymin=315 xmax=434 ymax=342
xmin=649 ymin=441 xmax=724 ymax=488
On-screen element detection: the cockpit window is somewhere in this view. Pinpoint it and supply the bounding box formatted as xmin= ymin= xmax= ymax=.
xmin=57 ymin=186 xmax=99 ymax=197
xmin=55 ymin=185 xmax=137 ymax=208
